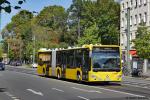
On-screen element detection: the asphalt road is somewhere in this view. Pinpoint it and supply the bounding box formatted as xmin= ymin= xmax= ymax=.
xmin=0 ymin=66 xmax=150 ymax=100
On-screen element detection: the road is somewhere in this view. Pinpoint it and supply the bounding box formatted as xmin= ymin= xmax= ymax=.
xmin=0 ymin=66 xmax=150 ymax=100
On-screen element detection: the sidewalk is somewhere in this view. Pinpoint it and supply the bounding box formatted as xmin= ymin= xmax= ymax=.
xmin=123 ymin=74 xmax=150 ymax=82
xmin=6 ymin=64 xmax=35 ymax=70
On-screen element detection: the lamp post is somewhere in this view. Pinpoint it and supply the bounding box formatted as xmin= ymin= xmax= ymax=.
xmin=32 ymin=11 xmax=38 ymax=64
xmin=32 ymin=35 xmax=35 ymax=64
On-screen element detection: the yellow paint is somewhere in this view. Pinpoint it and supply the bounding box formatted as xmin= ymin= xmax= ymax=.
xmin=65 ymin=68 xmax=82 ymax=80
xmin=88 ymin=71 xmax=122 ymax=82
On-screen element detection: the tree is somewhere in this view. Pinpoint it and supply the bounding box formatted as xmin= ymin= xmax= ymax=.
xmin=68 ymin=0 xmax=120 ymax=45
xmin=78 ymin=23 xmax=100 ymax=45
xmin=133 ymin=22 xmax=150 ymax=58
xmin=2 ymin=10 xmax=33 ymax=60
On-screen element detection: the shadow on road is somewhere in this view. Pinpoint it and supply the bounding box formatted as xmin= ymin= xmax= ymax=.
xmin=0 ymin=88 xmax=7 ymax=92
xmin=43 ymin=76 xmax=121 ymax=87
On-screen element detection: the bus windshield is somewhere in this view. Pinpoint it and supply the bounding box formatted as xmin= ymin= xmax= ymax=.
xmin=92 ymin=47 xmax=121 ymax=72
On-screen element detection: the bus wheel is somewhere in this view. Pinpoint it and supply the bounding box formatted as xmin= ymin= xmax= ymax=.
xmin=57 ymin=70 xmax=60 ymax=79
xmin=77 ymin=72 xmax=81 ymax=82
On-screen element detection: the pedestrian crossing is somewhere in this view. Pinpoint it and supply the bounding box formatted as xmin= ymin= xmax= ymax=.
xmin=122 ymin=81 xmax=150 ymax=89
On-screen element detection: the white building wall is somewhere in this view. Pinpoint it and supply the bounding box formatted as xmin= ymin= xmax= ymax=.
xmin=120 ymin=0 xmax=150 ymax=50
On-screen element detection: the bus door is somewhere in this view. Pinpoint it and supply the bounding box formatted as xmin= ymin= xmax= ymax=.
xmin=45 ymin=52 xmax=51 ymax=76
xmin=61 ymin=52 xmax=66 ymax=78
xmin=82 ymin=49 xmax=90 ymax=81
xmin=45 ymin=62 xmax=51 ymax=76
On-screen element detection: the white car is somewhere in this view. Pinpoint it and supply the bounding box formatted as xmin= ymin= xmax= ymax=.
xmin=32 ymin=63 xmax=38 ymax=68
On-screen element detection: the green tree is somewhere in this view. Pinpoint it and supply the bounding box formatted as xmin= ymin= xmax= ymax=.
xmin=133 ymin=22 xmax=150 ymax=58
xmin=68 ymin=0 xmax=120 ymax=45
xmin=2 ymin=10 xmax=33 ymax=60
xmin=78 ymin=23 xmax=100 ymax=45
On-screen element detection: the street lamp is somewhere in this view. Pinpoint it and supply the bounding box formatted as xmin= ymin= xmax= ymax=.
xmin=32 ymin=11 xmax=38 ymax=64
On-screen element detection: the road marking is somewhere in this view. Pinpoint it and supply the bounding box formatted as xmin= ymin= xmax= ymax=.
xmin=72 ymin=87 xmax=101 ymax=93
xmin=46 ymin=78 xmax=145 ymax=97
xmin=78 ymin=96 xmax=90 ymax=100
xmin=52 ymin=88 xmax=64 ymax=92
xmin=4 ymin=92 xmax=20 ymax=100
xmin=91 ymin=86 xmax=145 ymax=97
xmin=123 ymin=81 xmax=150 ymax=85
xmin=27 ymin=89 xmax=43 ymax=96
xmin=123 ymin=83 xmax=149 ymax=89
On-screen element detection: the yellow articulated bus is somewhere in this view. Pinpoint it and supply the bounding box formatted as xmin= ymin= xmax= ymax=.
xmin=37 ymin=44 xmax=122 ymax=82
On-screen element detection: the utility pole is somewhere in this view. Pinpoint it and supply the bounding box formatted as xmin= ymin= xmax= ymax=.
xmin=33 ymin=35 xmax=35 ymax=64
xmin=77 ymin=16 xmax=80 ymax=39
xmin=127 ymin=7 xmax=131 ymax=75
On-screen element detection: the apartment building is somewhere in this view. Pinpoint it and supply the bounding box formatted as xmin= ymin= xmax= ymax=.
xmin=120 ymin=0 xmax=150 ymax=73
xmin=120 ymin=0 xmax=150 ymax=50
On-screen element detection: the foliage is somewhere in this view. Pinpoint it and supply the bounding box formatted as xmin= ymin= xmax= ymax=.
xmin=78 ymin=23 xmax=100 ymax=45
xmin=68 ymin=0 xmax=120 ymax=45
xmin=1 ymin=1 xmax=120 ymax=62
xmin=0 ymin=44 xmax=3 ymax=58
xmin=2 ymin=10 xmax=33 ymax=60
xmin=133 ymin=22 xmax=150 ymax=59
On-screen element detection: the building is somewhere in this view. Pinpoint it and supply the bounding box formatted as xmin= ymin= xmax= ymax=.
xmin=120 ymin=0 xmax=150 ymax=73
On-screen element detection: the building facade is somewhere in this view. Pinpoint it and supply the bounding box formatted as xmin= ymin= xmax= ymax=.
xmin=120 ymin=0 xmax=150 ymax=73
xmin=120 ymin=0 xmax=150 ymax=50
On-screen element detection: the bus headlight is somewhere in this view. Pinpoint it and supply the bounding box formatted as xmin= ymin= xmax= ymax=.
xmin=117 ymin=75 xmax=122 ymax=80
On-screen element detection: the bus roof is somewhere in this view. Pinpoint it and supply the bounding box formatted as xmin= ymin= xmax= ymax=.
xmin=38 ymin=44 xmax=120 ymax=52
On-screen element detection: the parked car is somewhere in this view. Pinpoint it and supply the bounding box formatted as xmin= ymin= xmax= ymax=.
xmin=32 ymin=63 xmax=38 ymax=68
xmin=0 ymin=62 xmax=5 ymax=70
xmin=10 ymin=60 xmax=22 ymax=66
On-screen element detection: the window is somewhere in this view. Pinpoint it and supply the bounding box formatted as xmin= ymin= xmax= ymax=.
xmin=139 ymin=0 xmax=142 ymax=6
xmin=139 ymin=14 xmax=142 ymax=23
xmin=126 ymin=2 xmax=128 ymax=8
xmin=74 ymin=49 xmax=89 ymax=70
xmin=121 ymin=18 xmax=124 ymax=28
xmin=130 ymin=33 xmax=132 ymax=40
xmin=135 ymin=15 xmax=137 ymax=25
xmin=130 ymin=0 xmax=133 ymax=6
xmin=122 ymin=3 xmax=124 ymax=10
xmin=144 ymin=12 xmax=147 ymax=22
xmin=130 ymin=16 xmax=132 ymax=26
xmin=38 ymin=52 xmax=51 ymax=66
xmin=135 ymin=0 xmax=137 ymax=8
xmin=143 ymin=0 xmax=147 ymax=5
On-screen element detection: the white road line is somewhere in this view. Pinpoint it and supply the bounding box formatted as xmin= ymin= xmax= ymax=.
xmin=26 ymin=89 xmax=43 ymax=96
xmin=91 ymin=86 xmax=145 ymax=97
xmin=72 ymin=87 xmax=101 ymax=93
xmin=4 ymin=92 xmax=20 ymax=100
xmin=78 ymin=96 xmax=90 ymax=100
xmin=52 ymin=88 xmax=64 ymax=92
xmin=123 ymin=83 xmax=149 ymax=89
xmin=12 ymin=97 xmax=17 ymax=99
xmin=123 ymin=81 xmax=150 ymax=85
xmin=48 ymin=78 xmax=145 ymax=97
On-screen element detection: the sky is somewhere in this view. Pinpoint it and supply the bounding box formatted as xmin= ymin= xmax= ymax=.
xmin=0 ymin=0 xmax=72 ymax=31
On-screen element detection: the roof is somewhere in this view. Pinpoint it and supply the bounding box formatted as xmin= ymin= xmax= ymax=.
xmin=38 ymin=44 xmax=120 ymax=52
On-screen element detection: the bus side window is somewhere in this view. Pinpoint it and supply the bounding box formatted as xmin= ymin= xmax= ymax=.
xmin=75 ymin=49 xmax=82 ymax=68
xmin=82 ymin=49 xmax=90 ymax=70
xmin=38 ymin=58 xmax=43 ymax=66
